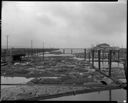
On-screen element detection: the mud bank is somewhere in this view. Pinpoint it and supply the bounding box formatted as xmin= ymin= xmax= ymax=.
xmin=1 ymin=83 xmax=121 ymax=101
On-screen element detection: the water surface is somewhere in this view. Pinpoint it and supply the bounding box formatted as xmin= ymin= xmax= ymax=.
xmin=46 ymin=89 xmax=126 ymax=102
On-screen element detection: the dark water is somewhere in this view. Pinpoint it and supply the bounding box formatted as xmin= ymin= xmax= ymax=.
xmin=46 ymin=89 xmax=126 ymax=102
xmin=1 ymin=77 xmax=127 ymax=102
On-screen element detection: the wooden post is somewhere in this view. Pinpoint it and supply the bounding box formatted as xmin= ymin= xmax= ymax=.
xmin=8 ymin=48 xmax=12 ymax=66
xmin=37 ymin=48 xmax=39 ymax=56
xmin=27 ymin=48 xmax=30 ymax=58
xmin=33 ymin=48 xmax=34 ymax=56
xmin=108 ymin=50 xmax=109 ymax=66
xmin=102 ymin=50 xmax=104 ymax=64
xmin=118 ymin=50 xmax=120 ymax=66
xmin=31 ymin=40 xmax=33 ymax=58
xmin=23 ymin=48 xmax=25 ymax=59
xmin=7 ymin=35 xmax=8 ymax=52
xmin=6 ymin=35 xmax=9 ymax=62
xmin=32 ymin=48 xmax=33 ymax=57
xmin=98 ymin=50 xmax=101 ymax=70
xmin=63 ymin=49 xmax=65 ymax=54
xmin=88 ymin=51 xmax=90 ymax=63
xmin=25 ymin=48 xmax=27 ymax=57
xmin=23 ymin=48 xmax=25 ymax=55
xmin=29 ymin=48 xmax=31 ymax=58
xmin=26 ymin=48 xmax=27 ymax=58
xmin=26 ymin=48 xmax=28 ymax=59
xmin=39 ymin=49 xmax=41 ymax=61
xmin=37 ymin=49 xmax=39 ymax=56
xmin=84 ymin=49 xmax=86 ymax=61
xmin=39 ymin=49 xmax=40 ymax=56
xmin=92 ymin=50 xmax=94 ymax=67
xmin=71 ymin=49 xmax=73 ymax=54
xmin=125 ymin=49 xmax=127 ymax=61
xmin=113 ymin=50 xmax=115 ymax=62
xmin=35 ymin=49 xmax=36 ymax=59
xmin=42 ymin=42 xmax=45 ymax=62
xmin=123 ymin=61 xmax=127 ymax=81
xmin=36 ymin=49 xmax=38 ymax=56
xmin=108 ymin=50 xmax=112 ymax=77
xmin=42 ymin=49 xmax=44 ymax=62
xmin=27 ymin=48 xmax=28 ymax=58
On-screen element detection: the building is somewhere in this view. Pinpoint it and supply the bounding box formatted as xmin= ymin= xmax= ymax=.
xmin=93 ymin=43 xmax=120 ymax=51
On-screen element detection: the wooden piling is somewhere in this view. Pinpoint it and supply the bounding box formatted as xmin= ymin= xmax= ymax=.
xmin=37 ymin=49 xmax=39 ymax=56
xmin=8 ymin=48 xmax=12 ymax=66
xmin=92 ymin=49 xmax=94 ymax=67
xmin=108 ymin=50 xmax=112 ymax=77
xmin=123 ymin=61 xmax=127 ymax=81
xmin=27 ymin=48 xmax=29 ymax=58
xmin=118 ymin=50 xmax=120 ymax=66
xmin=36 ymin=48 xmax=38 ymax=56
xmin=98 ymin=50 xmax=101 ymax=70
xmin=88 ymin=51 xmax=90 ymax=63
xmin=84 ymin=49 xmax=86 ymax=61
xmin=31 ymin=40 xmax=33 ymax=58
xmin=35 ymin=49 xmax=36 ymax=57
xmin=71 ymin=49 xmax=73 ymax=54
xmin=63 ymin=49 xmax=65 ymax=54
xmin=6 ymin=35 xmax=9 ymax=60
xmin=102 ymin=50 xmax=104 ymax=64
xmin=42 ymin=48 xmax=44 ymax=62
xmin=30 ymin=49 xmax=31 ymax=59
xmin=108 ymin=51 xmax=109 ymax=65
xmin=33 ymin=49 xmax=34 ymax=56
xmin=113 ymin=50 xmax=116 ymax=62
xmin=31 ymin=48 xmax=33 ymax=56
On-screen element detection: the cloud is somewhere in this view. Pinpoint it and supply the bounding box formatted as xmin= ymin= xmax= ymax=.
xmin=2 ymin=1 xmax=126 ymax=48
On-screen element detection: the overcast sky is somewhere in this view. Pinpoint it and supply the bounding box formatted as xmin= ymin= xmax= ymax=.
xmin=2 ymin=1 xmax=127 ymax=48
